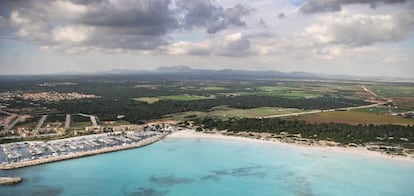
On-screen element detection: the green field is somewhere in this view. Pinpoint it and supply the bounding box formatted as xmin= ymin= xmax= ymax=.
xmin=133 ymin=97 xmax=160 ymax=104
xmin=258 ymin=86 xmax=294 ymax=91
xmin=244 ymin=85 xmax=324 ymax=98
xmin=133 ymin=85 xmax=159 ymax=88
xmin=160 ymin=95 xmax=215 ymax=101
xmin=210 ymin=107 xmax=305 ymax=118
xmin=353 ymin=106 xmax=412 ymax=114
xmin=369 ymin=85 xmax=414 ymax=108
xmin=295 ymin=111 xmax=414 ymax=125
xmin=280 ymin=91 xmax=323 ymax=99
xmin=201 ymin=86 xmax=227 ymax=91
xmin=255 ymin=83 xmax=377 ymax=100
xmin=134 ymin=95 xmax=215 ymax=103
xmin=165 ymin=106 xmax=307 ymax=120
xmin=220 ymin=90 xmax=323 ymax=99
xmin=370 ymin=85 xmax=414 ymax=97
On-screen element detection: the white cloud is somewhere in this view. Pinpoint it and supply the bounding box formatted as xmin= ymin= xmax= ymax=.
xmin=10 ymin=11 xmax=30 ymax=25
xmin=164 ymin=32 xmax=251 ymax=57
xmin=52 ymin=25 xmax=94 ymax=43
xmin=53 ymin=1 xmax=88 ymax=14
xmin=304 ymin=11 xmax=414 ymax=46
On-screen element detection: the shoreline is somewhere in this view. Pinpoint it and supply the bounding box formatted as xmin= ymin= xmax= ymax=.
xmin=0 ymin=133 xmax=167 ymax=170
xmin=1 ymin=129 xmax=412 ymax=171
xmin=167 ymin=129 xmax=414 ymax=163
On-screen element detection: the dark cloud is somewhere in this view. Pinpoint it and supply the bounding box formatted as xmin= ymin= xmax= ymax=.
xmin=300 ymin=1 xmax=341 ymax=13
xmin=177 ymin=0 xmax=251 ymax=34
xmin=0 ymin=16 xmax=8 ymax=28
xmin=0 ymin=0 xmax=27 ymax=8
xmin=68 ymin=0 xmax=106 ymax=5
xmin=300 ymin=0 xmax=407 ymax=14
xmin=259 ymin=18 xmax=267 ymax=27
xmin=278 ymin=13 xmax=286 ymax=19
xmin=176 ymin=0 xmax=219 ymax=27
xmin=71 ymin=0 xmax=176 ymax=49
xmin=1 ymin=0 xmax=251 ymax=52
xmin=77 ymin=0 xmax=177 ymax=35
xmin=219 ymin=4 xmax=250 ymax=26
xmin=3 ymin=0 xmax=176 ymax=50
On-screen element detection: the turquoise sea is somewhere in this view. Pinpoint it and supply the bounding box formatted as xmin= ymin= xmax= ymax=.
xmin=1 ymin=137 xmax=414 ymax=196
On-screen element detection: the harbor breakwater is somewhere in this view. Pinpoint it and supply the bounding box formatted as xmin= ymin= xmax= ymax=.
xmin=0 ymin=177 xmax=22 ymax=185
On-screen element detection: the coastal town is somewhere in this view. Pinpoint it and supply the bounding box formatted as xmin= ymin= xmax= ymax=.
xmin=1 ymin=91 xmax=99 ymax=102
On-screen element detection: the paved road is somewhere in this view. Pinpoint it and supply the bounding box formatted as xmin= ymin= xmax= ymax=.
xmin=65 ymin=114 xmax=71 ymax=129
xmin=0 ymin=111 xmax=19 ymax=134
xmin=90 ymin=116 xmax=98 ymax=127
xmin=35 ymin=115 xmax=48 ymax=131
xmin=3 ymin=115 xmax=21 ymax=132
xmin=78 ymin=113 xmax=91 ymax=118
xmin=361 ymin=85 xmax=378 ymax=97
xmin=264 ymin=110 xmax=322 ymax=118
xmin=361 ymin=85 xmax=393 ymax=103
xmin=78 ymin=113 xmax=98 ymax=127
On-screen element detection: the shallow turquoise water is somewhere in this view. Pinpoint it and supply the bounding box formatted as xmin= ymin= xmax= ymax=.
xmin=1 ymin=137 xmax=414 ymax=196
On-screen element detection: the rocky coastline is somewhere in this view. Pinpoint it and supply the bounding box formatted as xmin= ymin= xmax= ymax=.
xmin=0 ymin=177 xmax=22 ymax=185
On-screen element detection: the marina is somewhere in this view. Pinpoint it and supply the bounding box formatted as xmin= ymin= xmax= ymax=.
xmin=0 ymin=130 xmax=169 ymax=169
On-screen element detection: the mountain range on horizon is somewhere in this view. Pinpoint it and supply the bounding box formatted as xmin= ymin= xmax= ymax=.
xmin=0 ymin=65 xmax=412 ymax=82
xmin=105 ymin=66 xmax=412 ymax=82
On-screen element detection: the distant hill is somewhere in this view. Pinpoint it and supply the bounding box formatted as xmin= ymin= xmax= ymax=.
xmin=92 ymin=65 xmax=394 ymax=81
xmin=155 ymin=66 xmax=194 ymax=73
xmin=3 ymin=65 xmax=412 ymax=82
xmin=145 ymin=66 xmax=413 ymax=82
xmin=150 ymin=65 xmax=321 ymax=79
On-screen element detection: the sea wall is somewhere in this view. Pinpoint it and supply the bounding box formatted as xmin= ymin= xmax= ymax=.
xmin=0 ymin=177 xmax=22 ymax=185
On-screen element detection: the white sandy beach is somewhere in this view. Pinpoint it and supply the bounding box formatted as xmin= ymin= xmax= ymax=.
xmin=167 ymin=129 xmax=414 ymax=163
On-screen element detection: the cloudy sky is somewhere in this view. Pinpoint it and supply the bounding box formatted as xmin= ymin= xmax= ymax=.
xmin=0 ymin=0 xmax=413 ymax=77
